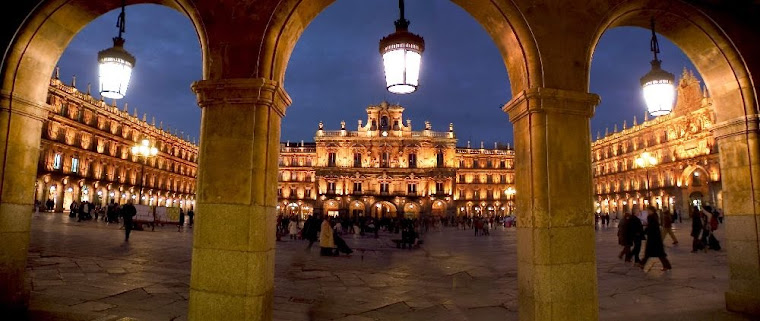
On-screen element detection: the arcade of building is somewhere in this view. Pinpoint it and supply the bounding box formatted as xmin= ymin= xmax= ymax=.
xmin=37 ymin=70 xmax=721 ymax=223
xmin=36 ymin=73 xmax=197 ymax=212
xmin=4 ymin=1 xmax=759 ymax=319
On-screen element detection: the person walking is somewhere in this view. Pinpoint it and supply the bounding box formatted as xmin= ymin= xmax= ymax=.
xmin=639 ymin=207 xmax=672 ymax=271
xmin=660 ymin=208 xmax=678 ymax=245
xmin=178 ymin=208 xmax=185 ymax=232
xmin=617 ymin=212 xmax=632 ymax=260
xmin=626 ymin=210 xmax=644 ymax=264
xmin=302 ymin=215 xmax=319 ymax=250
xmin=187 ymin=208 xmax=194 ymax=227
xmin=122 ymin=201 xmax=137 ymax=241
xmin=320 ymin=216 xmax=336 ymax=256
xmin=288 ymin=217 xmax=298 ymax=240
xmin=691 ymin=206 xmax=705 ymax=252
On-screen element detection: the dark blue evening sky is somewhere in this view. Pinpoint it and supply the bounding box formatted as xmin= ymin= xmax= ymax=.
xmin=56 ymin=2 xmax=699 ymax=146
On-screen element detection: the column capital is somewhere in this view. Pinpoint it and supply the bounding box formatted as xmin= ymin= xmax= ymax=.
xmin=712 ymin=114 xmax=760 ymax=140
xmin=502 ymin=87 xmax=600 ymax=122
xmin=0 ymin=90 xmax=49 ymax=122
xmin=191 ymin=78 xmax=292 ymax=117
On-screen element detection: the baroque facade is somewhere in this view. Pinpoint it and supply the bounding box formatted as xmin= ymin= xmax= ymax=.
xmin=591 ymin=70 xmax=721 ymax=218
xmin=36 ymin=73 xmax=198 ymax=212
xmin=277 ymin=102 xmax=515 ymax=219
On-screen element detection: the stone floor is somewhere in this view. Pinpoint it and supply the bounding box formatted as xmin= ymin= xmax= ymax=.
xmin=22 ymin=212 xmax=751 ymax=321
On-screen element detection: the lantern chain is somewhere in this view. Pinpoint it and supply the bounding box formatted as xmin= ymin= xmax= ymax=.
xmin=116 ymin=0 xmax=126 ymax=40
xmin=649 ymin=18 xmax=660 ymax=62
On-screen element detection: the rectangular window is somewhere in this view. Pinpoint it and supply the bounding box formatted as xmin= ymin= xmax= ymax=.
xmin=459 ymin=160 xmax=464 ymax=168
xmin=487 ymin=175 xmax=493 ymax=183
xmin=290 ymin=188 xmax=296 ymax=197
xmin=327 ymin=182 xmax=336 ymax=194
xmin=487 ymin=160 xmax=493 ymax=168
xmin=437 ymin=152 xmax=444 ymax=168
xmin=407 ymin=183 xmax=417 ymax=194
xmin=380 ymin=183 xmax=389 ymax=193
xmin=473 ymin=160 xmax=480 ymax=168
xmin=328 ymin=152 xmax=336 ymax=167
xmin=353 ymin=152 xmax=362 ymax=167
xmin=305 ymin=189 xmax=311 ymax=197
xmin=353 ymin=182 xmax=362 ymax=192
xmin=53 ymin=154 xmax=62 ymax=169
xmin=435 ymin=182 xmax=444 ymax=194
xmin=500 ymin=174 xmax=506 ymax=183
xmin=500 ymin=160 xmax=506 ymax=168
xmin=277 ymin=188 xmax=282 ymax=196
xmin=381 ymin=152 xmax=389 ymax=168
xmin=459 ymin=175 xmax=465 ymax=183
xmin=408 ymin=153 xmax=417 ymax=168
xmin=71 ymin=157 xmax=79 ymax=173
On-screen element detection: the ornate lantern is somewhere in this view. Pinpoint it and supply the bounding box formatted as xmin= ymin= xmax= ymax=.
xmin=640 ymin=18 xmax=675 ymax=117
xmin=98 ymin=0 xmax=135 ymax=99
xmin=379 ymin=0 xmax=425 ymax=94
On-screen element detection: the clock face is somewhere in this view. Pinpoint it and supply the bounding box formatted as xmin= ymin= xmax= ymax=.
xmin=382 ymin=131 xmax=388 ymax=137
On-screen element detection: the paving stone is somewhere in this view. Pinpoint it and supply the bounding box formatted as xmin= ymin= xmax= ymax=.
xmin=24 ymin=212 xmax=753 ymax=320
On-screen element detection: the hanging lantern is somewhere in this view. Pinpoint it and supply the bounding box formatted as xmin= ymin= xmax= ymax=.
xmin=640 ymin=18 xmax=674 ymax=117
xmin=379 ymin=0 xmax=424 ymax=94
xmin=98 ymin=0 xmax=135 ymax=100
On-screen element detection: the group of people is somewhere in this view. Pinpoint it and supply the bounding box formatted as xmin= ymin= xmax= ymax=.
xmin=690 ymin=205 xmax=722 ymax=252
xmin=298 ymin=215 xmax=353 ymax=256
xmin=617 ymin=204 xmax=723 ymax=271
xmin=617 ymin=206 xmax=674 ymax=271
xmin=595 ymin=212 xmax=611 ymax=229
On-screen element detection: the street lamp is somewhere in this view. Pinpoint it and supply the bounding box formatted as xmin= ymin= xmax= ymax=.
xmin=131 ymin=139 xmax=158 ymax=205
xmin=98 ymin=0 xmax=136 ymax=99
xmin=380 ymin=0 xmax=425 ymax=94
xmin=635 ymin=151 xmax=658 ymax=202
xmin=640 ymin=18 xmax=675 ymax=117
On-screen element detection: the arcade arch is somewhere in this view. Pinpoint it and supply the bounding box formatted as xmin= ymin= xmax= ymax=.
xmin=1 ymin=0 xmax=759 ymax=320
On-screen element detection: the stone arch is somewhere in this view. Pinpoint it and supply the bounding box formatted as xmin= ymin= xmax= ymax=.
xmin=589 ymin=1 xmax=756 ymax=123
xmin=2 ymin=0 xmax=207 ymax=111
xmin=372 ymin=201 xmax=397 ymax=218
xmin=259 ymin=0 xmax=542 ymax=95
xmin=403 ymin=202 xmax=421 ymax=218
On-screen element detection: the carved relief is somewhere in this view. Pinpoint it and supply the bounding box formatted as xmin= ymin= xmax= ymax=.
xmin=96 ymin=137 xmax=106 ymax=153
xmin=80 ymin=133 xmax=91 ymax=150
xmin=47 ymin=122 xmax=60 ymax=140
xmin=67 ymin=103 xmax=79 ymax=119
xmin=64 ymin=127 xmax=76 ymax=145
xmin=83 ymin=109 xmax=94 ymax=125
xmin=122 ymin=126 xmax=131 ymax=139
xmin=108 ymin=142 xmax=118 ymax=157
xmin=97 ymin=115 xmax=108 ymax=130
xmin=110 ymin=120 xmax=120 ymax=135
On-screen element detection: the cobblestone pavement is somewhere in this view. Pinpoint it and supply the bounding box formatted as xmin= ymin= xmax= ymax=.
xmin=23 ymin=212 xmax=750 ymax=321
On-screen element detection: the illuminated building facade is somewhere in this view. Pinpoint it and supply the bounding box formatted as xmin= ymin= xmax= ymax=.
xmin=591 ymin=70 xmax=721 ymax=217
xmin=277 ymin=102 xmax=515 ymax=219
xmin=36 ymin=73 xmax=197 ymax=212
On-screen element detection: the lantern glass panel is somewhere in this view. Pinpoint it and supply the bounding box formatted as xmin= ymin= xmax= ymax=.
xmin=99 ymin=56 xmax=133 ymax=99
xmin=642 ymin=80 xmax=674 ymax=116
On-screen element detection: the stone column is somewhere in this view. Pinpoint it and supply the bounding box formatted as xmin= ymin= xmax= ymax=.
xmin=503 ymin=88 xmax=600 ymax=321
xmin=188 ymin=78 xmax=290 ymax=320
xmin=0 ymin=91 xmax=47 ymax=313
xmin=713 ymin=115 xmax=760 ymax=316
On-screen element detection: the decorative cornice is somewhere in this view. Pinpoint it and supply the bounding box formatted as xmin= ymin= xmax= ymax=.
xmin=191 ymin=78 xmax=292 ymax=117
xmin=502 ymin=87 xmax=600 ymax=122
xmin=711 ymin=115 xmax=760 ymax=140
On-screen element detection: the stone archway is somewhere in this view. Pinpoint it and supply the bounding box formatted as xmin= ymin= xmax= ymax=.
xmin=590 ymin=1 xmax=760 ymax=315
xmin=0 ymin=0 xmax=207 ymax=313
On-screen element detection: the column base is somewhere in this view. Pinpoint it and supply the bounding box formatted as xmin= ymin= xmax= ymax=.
xmin=726 ymin=291 xmax=760 ymax=316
